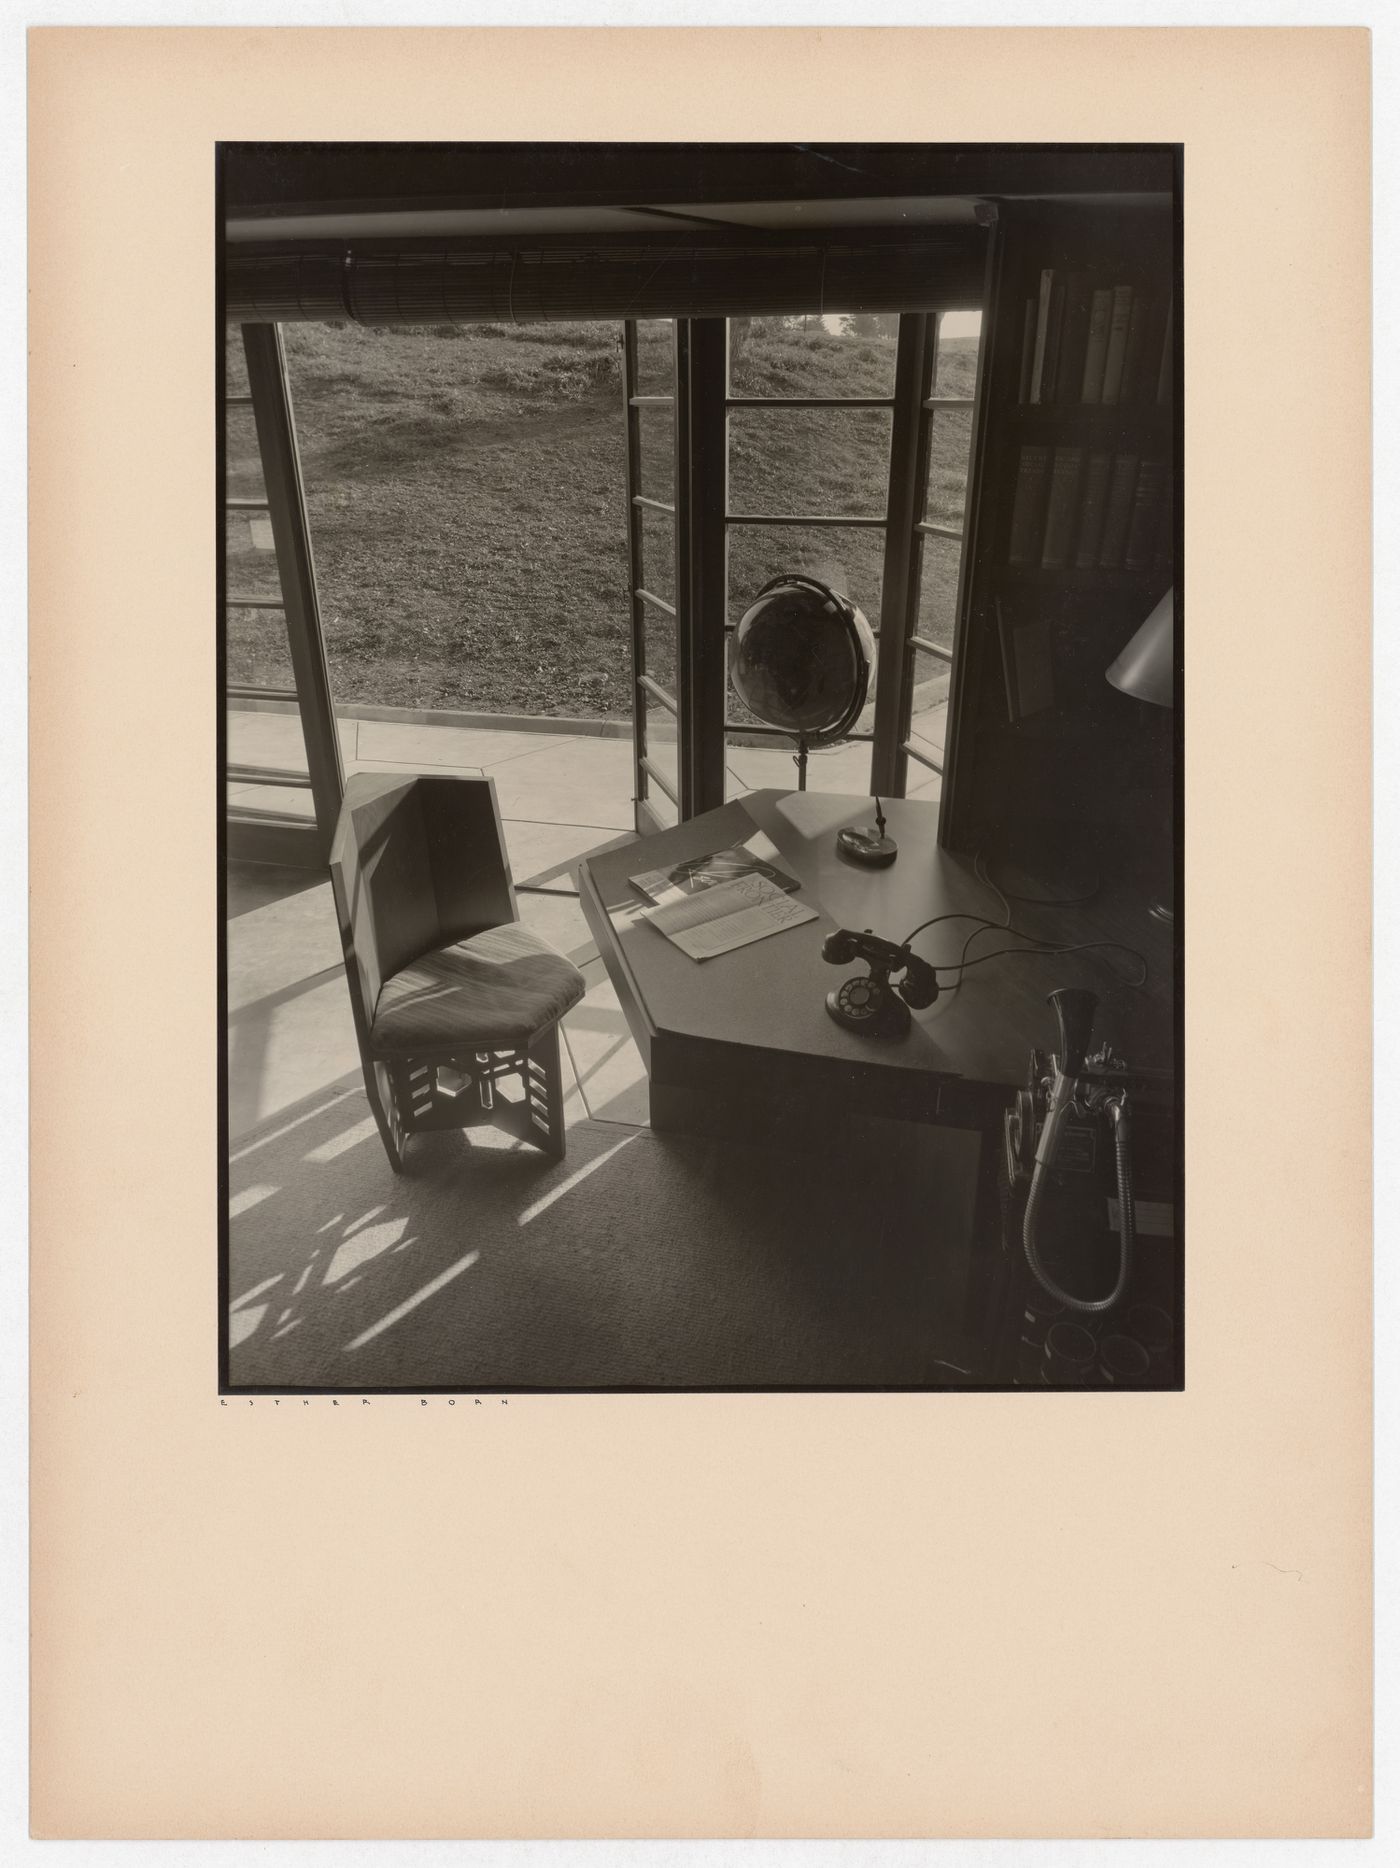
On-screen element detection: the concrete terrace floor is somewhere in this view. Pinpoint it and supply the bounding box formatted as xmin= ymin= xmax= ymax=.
xmin=226 ymin=705 xmax=945 ymax=1149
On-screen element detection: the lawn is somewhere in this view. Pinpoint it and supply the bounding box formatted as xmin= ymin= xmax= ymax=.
xmin=225 ymin=317 xmax=978 ymax=718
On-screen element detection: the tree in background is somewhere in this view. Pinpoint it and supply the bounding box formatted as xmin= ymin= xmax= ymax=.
xmin=840 ymin=312 xmax=899 ymax=339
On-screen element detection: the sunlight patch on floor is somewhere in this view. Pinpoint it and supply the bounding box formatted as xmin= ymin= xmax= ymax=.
xmin=229 ymin=1089 xmax=361 ymax=1164
xmin=324 ymin=1216 xmax=410 ymax=1285
xmin=339 ymin=1203 xmax=389 ymax=1239
xmin=229 ymin=1303 xmax=269 ymax=1348
xmin=291 ymin=1251 xmax=322 ymax=1296
xmin=231 ymin=1273 xmax=283 ymax=1312
xmin=517 ymin=1133 xmax=637 ymax=1226
xmin=343 ymin=1249 xmax=480 ymax=1352
xmin=305 ymin=1116 xmax=380 ymax=1164
xmin=229 ymin=1183 xmax=279 ymax=1218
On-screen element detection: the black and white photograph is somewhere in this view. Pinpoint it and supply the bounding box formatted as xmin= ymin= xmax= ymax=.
xmin=22 ymin=14 xmax=1384 ymax=1846
xmin=220 ymin=140 xmax=1182 ymax=1395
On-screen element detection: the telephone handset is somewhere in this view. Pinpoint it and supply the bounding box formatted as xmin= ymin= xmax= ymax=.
xmin=820 ymin=928 xmax=939 ymax=1040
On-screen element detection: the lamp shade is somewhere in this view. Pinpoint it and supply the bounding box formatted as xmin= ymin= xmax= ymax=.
xmin=1106 ymin=587 xmax=1175 ymax=709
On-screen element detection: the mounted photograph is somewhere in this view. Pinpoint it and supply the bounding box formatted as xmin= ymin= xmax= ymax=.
xmin=220 ymin=141 xmax=1182 ymax=1394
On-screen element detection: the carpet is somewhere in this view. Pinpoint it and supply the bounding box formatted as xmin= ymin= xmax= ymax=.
xmin=227 ymin=1075 xmax=984 ymax=1390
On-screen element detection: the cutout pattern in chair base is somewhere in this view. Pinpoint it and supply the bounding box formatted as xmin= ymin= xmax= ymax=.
xmin=365 ymin=1024 xmax=568 ymax=1173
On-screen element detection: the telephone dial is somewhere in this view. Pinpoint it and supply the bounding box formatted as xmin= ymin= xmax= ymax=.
xmin=820 ymin=928 xmax=939 ymax=1039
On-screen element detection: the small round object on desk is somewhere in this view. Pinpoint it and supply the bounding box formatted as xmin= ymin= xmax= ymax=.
xmin=836 ymin=825 xmax=899 ymax=868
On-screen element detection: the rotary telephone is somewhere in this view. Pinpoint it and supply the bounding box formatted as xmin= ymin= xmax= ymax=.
xmin=820 ymin=929 xmax=939 ymax=1039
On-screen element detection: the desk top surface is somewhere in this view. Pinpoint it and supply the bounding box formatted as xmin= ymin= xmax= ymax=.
xmin=579 ymin=791 xmax=1175 ymax=1093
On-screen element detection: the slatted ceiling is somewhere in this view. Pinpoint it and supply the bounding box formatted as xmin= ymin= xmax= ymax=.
xmin=224 ymin=236 xmax=986 ymax=326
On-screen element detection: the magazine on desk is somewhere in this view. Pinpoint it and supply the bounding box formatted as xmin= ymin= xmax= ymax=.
xmin=628 ymin=843 xmax=802 ymax=906
xmin=628 ymin=840 xmax=816 ymax=957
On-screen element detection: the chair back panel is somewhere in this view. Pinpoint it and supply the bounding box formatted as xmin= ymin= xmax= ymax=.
xmin=329 ymin=777 xmax=440 ymax=1034
xmin=418 ymin=775 xmax=518 ymax=945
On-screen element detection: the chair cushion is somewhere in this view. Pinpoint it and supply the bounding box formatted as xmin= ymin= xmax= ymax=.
xmin=370 ymin=922 xmax=586 ymax=1056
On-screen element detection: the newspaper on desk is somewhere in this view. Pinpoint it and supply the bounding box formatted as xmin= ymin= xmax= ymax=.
xmin=642 ymin=872 xmax=818 ymax=960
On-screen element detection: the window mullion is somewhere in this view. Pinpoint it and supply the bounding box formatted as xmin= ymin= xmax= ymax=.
xmin=240 ymin=322 xmax=345 ymax=854
xmin=621 ymin=320 xmax=652 ymax=828
xmin=869 ymin=313 xmax=938 ymax=797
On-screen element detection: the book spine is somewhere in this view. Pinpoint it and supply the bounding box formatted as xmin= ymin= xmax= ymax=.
xmin=1156 ymin=295 xmax=1174 ymax=405
xmin=1073 ymin=450 xmax=1114 ymax=568
xmin=1007 ymin=444 xmax=1052 ymax=566
xmin=1039 ymin=276 xmax=1067 ymax=404
xmin=1017 ymin=297 xmax=1036 ymax=404
xmin=1097 ymin=452 xmax=1141 ymax=568
xmin=1120 ymin=287 xmax=1154 ymax=406
xmin=1079 ymin=287 xmax=1114 ymax=403
xmin=1124 ymin=458 xmax=1168 ymax=568
xmin=1039 ymin=446 xmax=1085 ymax=569
xmin=1012 ymin=619 xmax=1055 ymax=717
xmin=1156 ymin=472 xmax=1175 ymax=569
xmin=1099 ymin=284 xmax=1135 ymax=404
xmin=1028 ymin=268 xmax=1054 ymax=404
xmin=1054 ymin=272 xmax=1093 ymax=407
xmin=995 ymin=598 xmax=1020 ymax=721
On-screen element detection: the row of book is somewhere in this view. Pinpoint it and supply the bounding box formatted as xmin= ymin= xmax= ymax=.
xmin=1007 ymin=444 xmax=1171 ymax=571
xmin=1018 ymin=270 xmax=1172 ymax=409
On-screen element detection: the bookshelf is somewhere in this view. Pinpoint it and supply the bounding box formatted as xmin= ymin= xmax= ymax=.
xmin=941 ymin=199 xmax=1178 ymax=868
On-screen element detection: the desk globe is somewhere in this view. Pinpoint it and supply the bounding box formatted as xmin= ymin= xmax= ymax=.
xmin=730 ymin=573 xmax=873 ymax=789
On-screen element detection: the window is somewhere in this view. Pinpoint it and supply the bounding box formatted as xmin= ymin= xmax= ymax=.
xmin=721 ymin=311 xmax=982 ymax=806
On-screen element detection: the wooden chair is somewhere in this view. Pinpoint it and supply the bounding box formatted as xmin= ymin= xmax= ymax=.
xmin=329 ymin=772 xmax=586 ymax=1173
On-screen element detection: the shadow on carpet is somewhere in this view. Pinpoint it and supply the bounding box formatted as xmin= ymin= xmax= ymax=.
xmin=227 ymin=1075 xmax=984 ymax=1390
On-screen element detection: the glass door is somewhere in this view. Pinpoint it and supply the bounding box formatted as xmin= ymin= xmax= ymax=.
xmin=621 ymin=319 xmax=681 ymax=834
xmin=870 ymin=311 xmax=982 ymax=805
xmin=223 ymin=323 xmax=344 ymax=867
xmin=723 ymin=311 xmax=980 ymax=811
xmin=622 ymin=307 xmax=983 ymax=831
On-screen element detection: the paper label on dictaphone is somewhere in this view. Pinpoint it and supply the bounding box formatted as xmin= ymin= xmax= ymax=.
xmin=1106 ymin=1198 xmax=1174 ymax=1238
xmin=1055 ymin=1123 xmax=1098 ymax=1173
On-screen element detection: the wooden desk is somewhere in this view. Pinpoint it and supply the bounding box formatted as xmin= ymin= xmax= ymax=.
xmin=578 ymin=790 xmax=1172 ymax=1127
xmin=577 ymin=791 xmax=1176 ymax=1351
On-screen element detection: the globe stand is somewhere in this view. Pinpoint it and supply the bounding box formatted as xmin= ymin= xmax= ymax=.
xmin=792 ymin=732 xmax=810 ymax=792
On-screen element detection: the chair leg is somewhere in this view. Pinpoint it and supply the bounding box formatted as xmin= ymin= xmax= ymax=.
xmin=526 ymin=1024 xmax=568 ymax=1161
xmin=366 ymin=1057 xmax=408 ymax=1175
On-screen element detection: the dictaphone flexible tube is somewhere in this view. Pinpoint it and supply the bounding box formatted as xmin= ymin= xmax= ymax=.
xmin=1022 ymin=1085 xmax=1135 ymax=1315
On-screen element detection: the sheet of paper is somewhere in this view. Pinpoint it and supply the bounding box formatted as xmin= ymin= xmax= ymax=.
xmin=644 ymin=873 xmax=818 ymax=958
xmin=667 ymin=892 xmax=818 ymax=959
xmin=645 ymin=872 xmax=782 ymax=934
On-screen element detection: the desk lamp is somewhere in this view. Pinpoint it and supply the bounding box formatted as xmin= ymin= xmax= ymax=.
xmin=1105 ymin=586 xmax=1175 ymax=922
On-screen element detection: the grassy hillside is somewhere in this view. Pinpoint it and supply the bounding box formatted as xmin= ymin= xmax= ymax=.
xmin=226 ymin=318 xmax=978 ymax=717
